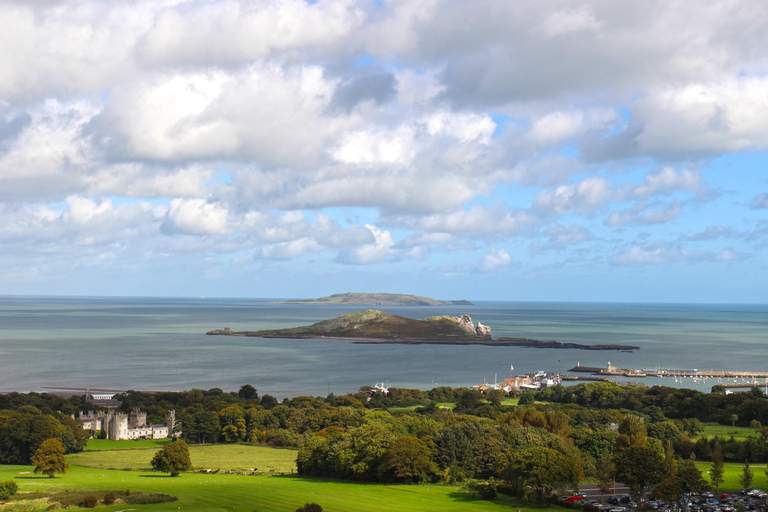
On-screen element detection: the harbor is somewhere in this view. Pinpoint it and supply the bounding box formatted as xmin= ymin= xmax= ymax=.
xmin=569 ymin=362 xmax=768 ymax=387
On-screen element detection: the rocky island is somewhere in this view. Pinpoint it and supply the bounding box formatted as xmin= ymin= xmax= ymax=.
xmin=207 ymin=310 xmax=640 ymax=351
xmin=272 ymin=292 xmax=473 ymax=306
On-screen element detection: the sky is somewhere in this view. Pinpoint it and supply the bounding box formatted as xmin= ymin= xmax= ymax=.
xmin=1 ymin=0 xmax=767 ymax=303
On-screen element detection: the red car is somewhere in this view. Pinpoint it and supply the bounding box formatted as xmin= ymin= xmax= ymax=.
xmin=565 ymin=496 xmax=584 ymax=502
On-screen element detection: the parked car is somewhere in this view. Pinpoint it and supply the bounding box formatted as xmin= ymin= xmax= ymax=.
xmin=566 ymin=496 xmax=585 ymax=502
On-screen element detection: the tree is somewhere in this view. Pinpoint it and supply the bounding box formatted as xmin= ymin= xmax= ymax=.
xmin=709 ymin=443 xmax=724 ymax=493
xmin=31 ymin=438 xmax=68 ymax=478
xmin=151 ymin=439 xmax=191 ymax=477
xmin=614 ymin=444 xmax=665 ymax=503
xmin=238 ymin=384 xmax=259 ymax=401
xmin=501 ymin=446 xmax=577 ymax=502
xmin=379 ymin=436 xmax=438 ymax=483
xmin=739 ymin=460 xmax=753 ymax=490
xmin=730 ymin=414 xmax=739 ymax=430
xmin=596 ymin=451 xmax=616 ymax=495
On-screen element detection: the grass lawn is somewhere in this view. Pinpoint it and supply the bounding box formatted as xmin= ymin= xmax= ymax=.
xmin=68 ymin=442 xmax=299 ymax=474
xmin=695 ymin=461 xmax=768 ymax=492
xmin=84 ymin=439 xmax=172 ymax=451
xmin=694 ymin=423 xmax=759 ymax=441
xmin=0 ymin=464 xmax=565 ymax=512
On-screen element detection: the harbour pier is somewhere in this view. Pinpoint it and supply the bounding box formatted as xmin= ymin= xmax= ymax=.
xmin=569 ymin=362 xmax=768 ymax=379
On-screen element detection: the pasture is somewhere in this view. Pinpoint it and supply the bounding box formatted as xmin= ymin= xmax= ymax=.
xmin=0 ymin=464 xmax=554 ymax=512
xmin=67 ymin=442 xmax=298 ymax=474
xmin=695 ymin=461 xmax=768 ymax=492
xmin=694 ymin=423 xmax=759 ymax=441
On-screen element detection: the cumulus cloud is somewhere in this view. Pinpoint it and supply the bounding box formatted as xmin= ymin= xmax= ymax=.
xmin=162 ymin=199 xmax=229 ymax=236
xmin=530 ymin=224 xmax=592 ymax=253
xmin=476 ymin=248 xmax=512 ymax=273
xmin=605 ymin=202 xmax=682 ymax=227
xmin=2 ymin=0 xmax=767 ymax=297
xmin=534 ymin=177 xmax=613 ymax=215
xmin=336 ymin=224 xmax=396 ymax=265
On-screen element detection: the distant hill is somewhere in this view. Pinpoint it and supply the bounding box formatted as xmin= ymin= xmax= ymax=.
xmin=275 ymin=292 xmax=473 ymax=306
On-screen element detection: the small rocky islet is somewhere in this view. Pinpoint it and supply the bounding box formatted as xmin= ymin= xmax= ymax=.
xmin=207 ymin=309 xmax=640 ymax=351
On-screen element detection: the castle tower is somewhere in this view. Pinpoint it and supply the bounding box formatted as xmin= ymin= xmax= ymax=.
xmin=129 ymin=408 xmax=147 ymax=427
xmin=166 ymin=410 xmax=177 ymax=436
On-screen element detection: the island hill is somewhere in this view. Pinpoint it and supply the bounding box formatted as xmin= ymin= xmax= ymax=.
xmin=272 ymin=292 xmax=473 ymax=306
xmin=207 ymin=310 xmax=640 ymax=351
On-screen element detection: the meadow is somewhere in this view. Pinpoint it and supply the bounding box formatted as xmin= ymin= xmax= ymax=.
xmin=0 ymin=463 xmax=549 ymax=512
xmin=695 ymin=461 xmax=768 ymax=492
xmin=694 ymin=424 xmax=759 ymax=441
xmin=67 ymin=441 xmax=299 ymax=474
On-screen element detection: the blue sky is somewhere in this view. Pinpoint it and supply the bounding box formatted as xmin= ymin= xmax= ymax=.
xmin=1 ymin=0 xmax=767 ymax=303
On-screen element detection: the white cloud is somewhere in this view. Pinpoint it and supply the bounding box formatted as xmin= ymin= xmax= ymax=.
xmin=611 ymin=244 xmax=697 ymax=266
xmin=163 ymin=198 xmax=229 ymax=236
xmin=259 ymin=237 xmax=323 ymax=260
xmin=629 ymin=167 xmax=705 ymax=198
xmin=539 ymin=5 xmax=603 ymax=37
xmin=632 ymin=77 xmax=768 ymax=154
xmin=336 ymin=224 xmax=396 ymax=265
xmin=388 ymin=205 xmax=537 ymax=235
xmin=530 ymin=224 xmax=592 ymax=253
xmin=534 ymin=177 xmax=613 ymax=215
xmin=605 ymin=203 xmax=682 ymax=227
xmin=476 ymin=248 xmax=512 ymax=273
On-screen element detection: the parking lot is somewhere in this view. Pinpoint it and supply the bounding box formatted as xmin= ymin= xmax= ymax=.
xmin=561 ymin=488 xmax=767 ymax=512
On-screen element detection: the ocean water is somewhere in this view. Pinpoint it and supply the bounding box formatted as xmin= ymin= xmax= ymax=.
xmin=0 ymin=297 xmax=766 ymax=399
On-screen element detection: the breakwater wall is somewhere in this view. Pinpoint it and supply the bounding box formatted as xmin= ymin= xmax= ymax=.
xmin=569 ymin=366 xmax=768 ymax=379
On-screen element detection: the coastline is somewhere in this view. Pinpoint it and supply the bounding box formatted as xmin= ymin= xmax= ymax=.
xmin=207 ymin=330 xmax=640 ymax=351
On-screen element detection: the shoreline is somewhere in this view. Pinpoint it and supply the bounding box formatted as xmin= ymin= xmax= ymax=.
xmin=208 ymin=331 xmax=640 ymax=351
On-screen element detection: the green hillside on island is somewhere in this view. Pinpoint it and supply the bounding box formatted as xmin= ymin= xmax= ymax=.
xmin=207 ymin=310 xmax=640 ymax=350
xmin=209 ymin=310 xmax=491 ymax=342
xmin=274 ymin=292 xmax=473 ymax=306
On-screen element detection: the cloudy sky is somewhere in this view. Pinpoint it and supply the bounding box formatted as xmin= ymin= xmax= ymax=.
xmin=1 ymin=0 xmax=767 ymax=303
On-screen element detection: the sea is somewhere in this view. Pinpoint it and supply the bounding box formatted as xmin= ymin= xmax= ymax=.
xmin=0 ymin=296 xmax=766 ymax=399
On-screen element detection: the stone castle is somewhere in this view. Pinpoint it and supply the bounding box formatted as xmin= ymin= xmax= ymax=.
xmin=79 ymin=408 xmax=177 ymax=440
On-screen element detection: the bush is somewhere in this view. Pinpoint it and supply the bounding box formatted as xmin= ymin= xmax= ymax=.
xmin=0 ymin=480 xmax=19 ymax=501
xmin=296 ymin=504 xmax=323 ymax=512
xmin=461 ymin=479 xmax=498 ymax=500
xmin=82 ymin=495 xmax=98 ymax=508
xmin=103 ymin=491 xmax=116 ymax=505
xmin=124 ymin=493 xmax=177 ymax=505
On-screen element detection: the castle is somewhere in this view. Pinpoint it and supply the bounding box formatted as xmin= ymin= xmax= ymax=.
xmin=79 ymin=409 xmax=177 ymax=440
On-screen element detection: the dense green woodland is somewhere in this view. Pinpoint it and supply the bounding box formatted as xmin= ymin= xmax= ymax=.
xmin=2 ymin=382 xmax=768 ymax=500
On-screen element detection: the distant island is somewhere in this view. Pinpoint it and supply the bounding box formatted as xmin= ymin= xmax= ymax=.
xmin=273 ymin=292 xmax=473 ymax=306
xmin=207 ymin=310 xmax=640 ymax=351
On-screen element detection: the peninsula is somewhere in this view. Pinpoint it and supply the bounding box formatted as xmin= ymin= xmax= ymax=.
xmin=272 ymin=292 xmax=473 ymax=306
xmin=207 ymin=310 xmax=640 ymax=351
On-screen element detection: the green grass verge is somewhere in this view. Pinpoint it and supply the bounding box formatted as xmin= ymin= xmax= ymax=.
xmin=0 ymin=464 xmax=567 ymax=512
xmin=693 ymin=423 xmax=759 ymax=441
xmin=695 ymin=461 xmax=768 ymax=492
xmin=68 ymin=442 xmax=299 ymax=474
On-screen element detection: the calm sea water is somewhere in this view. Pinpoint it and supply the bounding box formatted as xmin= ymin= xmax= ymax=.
xmin=0 ymin=297 xmax=766 ymax=398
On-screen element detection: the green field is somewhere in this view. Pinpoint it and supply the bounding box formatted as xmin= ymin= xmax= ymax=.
xmin=84 ymin=439 xmax=172 ymax=451
xmin=694 ymin=423 xmax=759 ymax=441
xmin=695 ymin=461 xmax=768 ymax=492
xmin=68 ymin=442 xmax=298 ymax=474
xmin=0 ymin=464 xmax=557 ymax=512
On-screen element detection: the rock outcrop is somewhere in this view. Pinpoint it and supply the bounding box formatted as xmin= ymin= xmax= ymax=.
xmin=457 ymin=314 xmax=477 ymax=335
xmin=476 ymin=322 xmax=492 ymax=337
